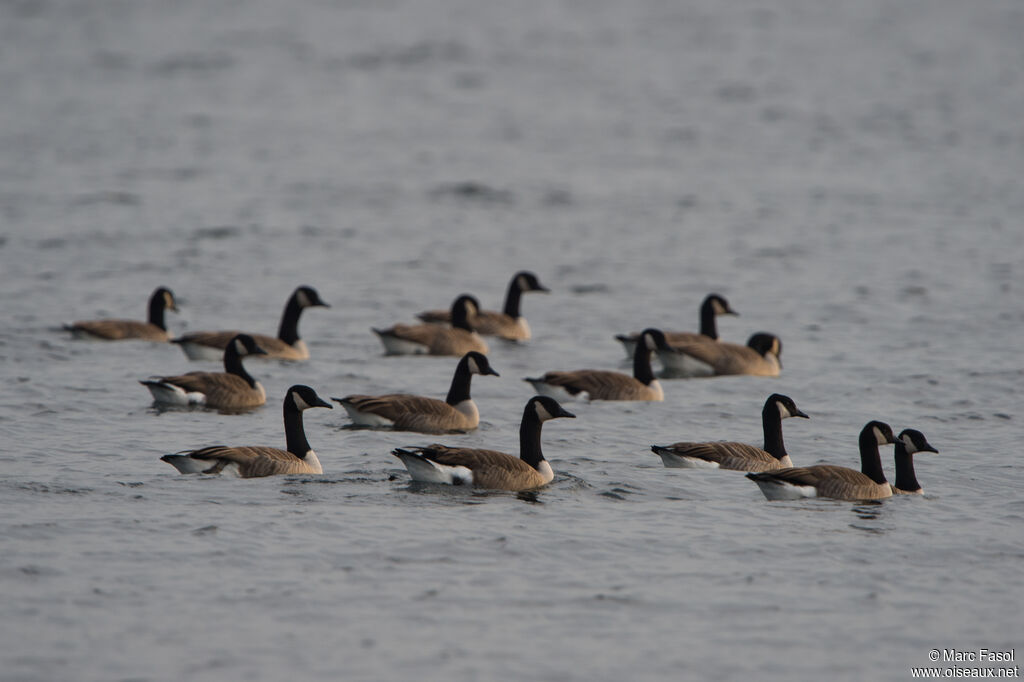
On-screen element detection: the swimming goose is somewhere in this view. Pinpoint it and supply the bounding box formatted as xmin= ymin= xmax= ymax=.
xmin=160 ymin=385 xmax=332 ymax=477
xmin=374 ymin=294 xmax=488 ymax=356
xmin=65 ymin=287 xmax=179 ymax=341
xmin=892 ymin=429 xmax=938 ymax=495
xmin=746 ymin=420 xmax=897 ymax=501
xmin=524 ymin=328 xmax=672 ymax=401
xmin=616 ymin=293 xmax=737 ymax=358
xmin=661 ymin=332 xmax=783 ymax=377
xmin=172 ymin=285 xmax=329 ymax=361
xmin=140 ymin=334 xmax=268 ymax=409
xmin=651 ymin=394 xmax=808 ymax=470
xmin=332 ymin=351 xmax=500 ymax=432
xmin=391 ymin=395 xmax=575 ymax=490
xmin=417 ymin=271 xmax=549 ymax=341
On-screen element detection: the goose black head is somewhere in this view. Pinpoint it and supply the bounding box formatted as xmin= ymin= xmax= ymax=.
xmin=898 ymin=429 xmax=938 ymax=454
xmin=747 ymin=332 xmax=782 ymax=358
xmin=287 ymin=384 xmax=333 ymax=411
xmin=463 ymin=351 xmax=500 ymax=377
xmin=639 ymin=328 xmax=672 ymax=352
xmin=863 ymin=420 xmax=896 ymax=446
xmin=229 ymin=334 xmax=269 ymax=358
xmin=152 ymin=287 xmax=179 ymax=313
xmin=514 ymin=271 xmax=550 ymax=293
xmin=766 ymin=393 xmax=809 ymax=420
xmin=705 ymin=293 xmax=737 ymax=316
xmin=527 ymin=395 xmax=576 ymax=422
xmin=295 ymin=285 xmax=330 ymax=309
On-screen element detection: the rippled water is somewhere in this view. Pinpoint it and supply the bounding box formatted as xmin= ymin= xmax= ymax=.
xmin=2 ymin=0 xmax=1022 ymax=680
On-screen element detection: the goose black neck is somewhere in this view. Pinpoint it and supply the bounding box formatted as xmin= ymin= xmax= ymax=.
xmin=698 ymin=299 xmax=719 ymax=340
xmin=451 ymin=302 xmax=473 ymax=331
xmin=276 ymin=295 xmax=305 ymax=345
xmin=148 ymin=293 xmax=168 ymax=331
xmin=858 ymin=428 xmax=888 ymax=485
xmin=519 ymin=410 xmax=546 ymax=470
xmin=445 ymin=357 xmax=475 ymax=405
xmin=283 ymin=401 xmax=312 ymax=458
xmin=502 ymin=278 xmax=524 ymax=318
xmin=223 ymin=346 xmax=259 ymax=388
xmin=760 ymin=404 xmax=788 ymax=460
xmin=632 ymin=340 xmax=657 ymax=385
xmin=893 ymin=440 xmax=921 ymax=492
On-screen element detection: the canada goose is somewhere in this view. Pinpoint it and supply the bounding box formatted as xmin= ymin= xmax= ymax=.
xmin=616 ymin=293 xmax=737 ymax=357
xmin=332 ymin=351 xmax=500 ymax=432
xmin=746 ymin=420 xmax=897 ymax=501
xmin=161 ymin=385 xmax=332 ymax=477
xmin=391 ymin=395 xmax=575 ymax=490
xmin=417 ymin=271 xmax=549 ymax=340
xmin=892 ymin=429 xmax=938 ymax=495
xmin=374 ymin=294 xmax=488 ymax=356
xmin=524 ymin=328 xmax=672 ymax=401
xmin=65 ymin=287 xmax=179 ymax=341
xmin=140 ymin=334 xmax=268 ymax=409
xmin=661 ymin=332 xmax=782 ymax=377
xmin=651 ymin=394 xmax=808 ymax=470
xmin=172 ymin=285 xmax=329 ymax=361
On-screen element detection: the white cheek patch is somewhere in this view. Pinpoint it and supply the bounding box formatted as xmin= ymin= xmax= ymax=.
xmin=874 ymin=426 xmax=887 ymax=445
xmin=777 ymin=402 xmax=791 ymax=419
xmin=234 ymin=339 xmax=246 ymax=355
xmin=517 ymin=275 xmax=528 ymax=290
xmin=902 ymin=434 xmax=915 ymax=451
xmin=467 ymin=356 xmax=481 ymax=374
xmin=297 ymin=290 xmax=311 ymax=307
xmin=534 ymin=402 xmax=554 ymax=421
xmin=644 ymin=334 xmax=658 ymax=350
xmin=292 ymin=392 xmax=312 ymax=411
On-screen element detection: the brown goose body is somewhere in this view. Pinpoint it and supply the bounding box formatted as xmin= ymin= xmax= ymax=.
xmin=616 ymin=293 xmax=737 ymax=357
xmin=334 ymin=351 xmax=499 ymax=432
xmin=141 ymin=334 xmax=267 ymax=409
xmin=526 ymin=328 xmax=671 ymax=402
xmin=66 ymin=287 xmax=178 ymax=341
xmin=747 ymin=421 xmax=896 ymax=501
xmin=652 ymin=394 xmax=808 ymax=471
xmin=173 ymin=285 xmax=328 ymax=361
xmin=417 ymin=271 xmax=548 ymax=341
xmin=665 ymin=332 xmax=782 ymax=377
xmin=391 ymin=396 xmax=575 ymax=491
xmin=376 ymin=294 xmax=488 ymax=356
xmin=161 ymin=385 xmax=332 ymax=478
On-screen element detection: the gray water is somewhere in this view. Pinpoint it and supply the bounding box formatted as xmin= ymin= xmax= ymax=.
xmin=2 ymin=0 xmax=1022 ymax=680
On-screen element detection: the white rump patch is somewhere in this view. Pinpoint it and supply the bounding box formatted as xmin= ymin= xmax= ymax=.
xmin=527 ymin=381 xmax=587 ymax=403
xmin=342 ymin=404 xmax=394 ymax=427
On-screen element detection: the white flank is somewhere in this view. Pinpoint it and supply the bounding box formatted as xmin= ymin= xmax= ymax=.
xmin=754 ymin=480 xmax=819 ymax=501
xmin=654 ymin=449 xmax=720 ymax=469
xmin=395 ymin=452 xmax=473 ymax=485
xmin=526 ymin=381 xmax=587 ymax=402
xmin=376 ymin=334 xmax=430 ymax=355
xmin=177 ymin=342 xmax=225 ymax=361
xmin=658 ymin=350 xmax=714 ymax=377
xmin=342 ymin=404 xmax=395 ymax=427
xmin=145 ymin=382 xmax=206 ymax=405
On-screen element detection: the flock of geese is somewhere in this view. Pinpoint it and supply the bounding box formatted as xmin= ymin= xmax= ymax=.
xmin=64 ymin=272 xmax=938 ymax=501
